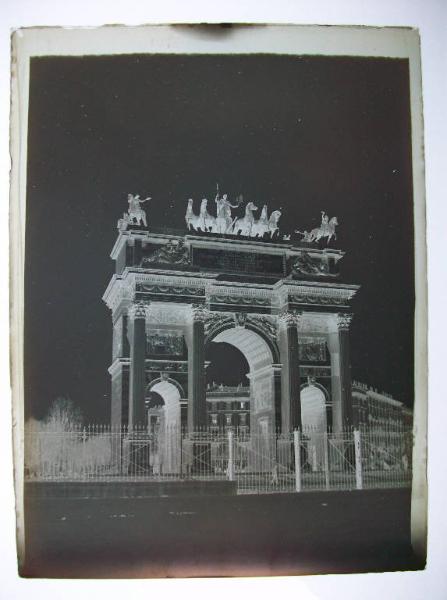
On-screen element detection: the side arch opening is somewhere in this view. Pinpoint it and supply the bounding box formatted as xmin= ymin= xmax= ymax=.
xmin=300 ymin=384 xmax=328 ymax=471
xmin=146 ymin=380 xmax=181 ymax=473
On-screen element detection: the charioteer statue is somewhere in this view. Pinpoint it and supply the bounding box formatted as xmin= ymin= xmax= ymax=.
xmin=214 ymin=189 xmax=243 ymax=234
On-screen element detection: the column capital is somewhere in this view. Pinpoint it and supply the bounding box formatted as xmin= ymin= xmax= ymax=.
xmin=278 ymin=310 xmax=302 ymax=328
xmin=336 ymin=312 xmax=353 ymax=331
xmin=190 ymin=304 xmax=208 ymax=323
xmin=128 ymin=301 xmax=150 ymax=320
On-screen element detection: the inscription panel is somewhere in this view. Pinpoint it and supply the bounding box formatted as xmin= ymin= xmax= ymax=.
xmin=193 ymin=248 xmax=284 ymax=275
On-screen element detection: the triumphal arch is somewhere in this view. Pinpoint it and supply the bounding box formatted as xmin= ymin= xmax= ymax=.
xmin=103 ymin=193 xmax=359 ymax=441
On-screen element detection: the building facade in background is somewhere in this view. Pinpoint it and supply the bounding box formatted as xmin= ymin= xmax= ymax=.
xmin=352 ymin=381 xmax=413 ymax=430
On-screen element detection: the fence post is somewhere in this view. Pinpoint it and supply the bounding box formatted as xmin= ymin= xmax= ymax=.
xmin=354 ymin=429 xmax=363 ymax=490
xmin=82 ymin=427 xmax=87 ymax=477
xmin=293 ymin=429 xmax=301 ymax=492
xmin=227 ymin=429 xmax=234 ymax=481
xmin=180 ymin=427 xmax=183 ymax=478
xmin=323 ymin=432 xmax=330 ymax=490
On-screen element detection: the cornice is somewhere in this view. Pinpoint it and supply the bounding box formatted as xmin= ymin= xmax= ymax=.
xmin=103 ymin=274 xmax=135 ymax=312
xmin=134 ymin=271 xmax=209 ymax=289
xmin=108 ymin=358 xmax=130 ymax=377
xmin=207 ymin=283 xmax=272 ymax=299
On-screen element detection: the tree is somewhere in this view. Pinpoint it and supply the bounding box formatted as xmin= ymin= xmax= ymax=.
xmin=43 ymin=396 xmax=82 ymax=431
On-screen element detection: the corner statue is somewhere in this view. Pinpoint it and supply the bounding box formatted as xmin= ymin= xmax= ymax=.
xmin=127 ymin=193 xmax=151 ymax=227
xmin=296 ymin=211 xmax=338 ymax=244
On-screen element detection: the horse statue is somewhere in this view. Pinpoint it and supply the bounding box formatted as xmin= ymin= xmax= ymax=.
xmin=127 ymin=193 xmax=150 ymax=227
xmin=305 ymin=213 xmax=338 ymax=244
xmin=251 ymin=204 xmax=269 ymax=238
xmin=185 ymin=198 xmax=216 ymax=232
xmin=185 ymin=198 xmax=196 ymax=230
xmin=232 ymin=202 xmax=258 ymax=236
xmin=198 ymin=198 xmax=216 ymax=232
xmin=267 ymin=210 xmax=282 ymax=238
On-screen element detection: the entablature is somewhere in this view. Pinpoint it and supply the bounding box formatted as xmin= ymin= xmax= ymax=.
xmin=273 ymin=280 xmax=359 ymax=312
xmin=104 ymin=267 xmax=359 ymax=321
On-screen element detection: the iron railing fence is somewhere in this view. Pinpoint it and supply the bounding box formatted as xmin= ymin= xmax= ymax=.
xmin=24 ymin=424 xmax=413 ymax=493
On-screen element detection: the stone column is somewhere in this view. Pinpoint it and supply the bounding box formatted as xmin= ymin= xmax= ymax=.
xmin=279 ymin=311 xmax=302 ymax=432
xmin=273 ymin=366 xmax=282 ymax=432
xmin=328 ymin=313 xmax=354 ymax=430
xmin=187 ymin=305 xmax=207 ymax=432
xmin=128 ymin=302 xmax=149 ymax=428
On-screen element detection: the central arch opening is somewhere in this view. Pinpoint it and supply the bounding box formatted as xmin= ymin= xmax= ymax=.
xmin=206 ymin=342 xmax=250 ymax=389
xmin=206 ymin=341 xmax=250 ymax=430
xmin=206 ymin=327 xmax=276 ymax=434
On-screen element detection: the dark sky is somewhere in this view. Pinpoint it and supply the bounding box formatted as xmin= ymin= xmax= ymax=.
xmin=24 ymin=53 xmax=414 ymax=422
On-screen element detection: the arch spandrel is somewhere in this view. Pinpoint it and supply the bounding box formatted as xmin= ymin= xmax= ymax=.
xmin=205 ymin=316 xmax=280 ymax=365
xmin=212 ymin=327 xmax=273 ymax=373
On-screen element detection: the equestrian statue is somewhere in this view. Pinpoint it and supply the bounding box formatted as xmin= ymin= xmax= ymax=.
xmin=126 ymin=193 xmax=150 ymax=227
xmin=295 ymin=211 xmax=338 ymax=244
